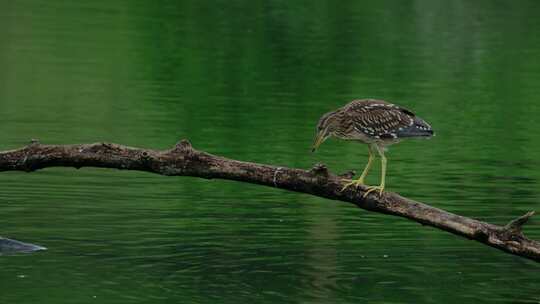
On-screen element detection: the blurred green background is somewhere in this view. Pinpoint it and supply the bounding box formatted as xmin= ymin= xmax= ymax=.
xmin=1 ymin=0 xmax=539 ymax=303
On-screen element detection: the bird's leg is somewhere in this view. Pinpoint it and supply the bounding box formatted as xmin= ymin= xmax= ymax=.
xmin=341 ymin=146 xmax=374 ymax=191
xmin=357 ymin=145 xmax=374 ymax=184
xmin=363 ymin=146 xmax=386 ymax=197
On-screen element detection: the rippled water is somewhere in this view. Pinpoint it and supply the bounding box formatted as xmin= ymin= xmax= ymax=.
xmin=1 ymin=1 xmax=540 ymax=303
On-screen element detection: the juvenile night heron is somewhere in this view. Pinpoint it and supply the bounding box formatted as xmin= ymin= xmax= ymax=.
xmin=312 ymin=99 xmax=434 ymax=196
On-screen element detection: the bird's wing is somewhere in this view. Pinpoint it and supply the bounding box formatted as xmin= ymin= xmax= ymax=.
xmin=346 ymin=102 xmax=415 ymax=139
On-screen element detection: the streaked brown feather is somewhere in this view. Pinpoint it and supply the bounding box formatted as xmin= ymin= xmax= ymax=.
xmin=340 ymin=99 xmax=414 ymax=139
xmin=314 ymin=99 xmax=433 ymax=148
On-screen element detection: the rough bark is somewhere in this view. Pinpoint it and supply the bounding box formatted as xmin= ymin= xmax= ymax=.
xmin=0 ymin=139 xmax=538 ymax=262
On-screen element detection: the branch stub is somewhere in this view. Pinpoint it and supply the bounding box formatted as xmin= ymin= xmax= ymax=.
xmin=175 ymin=139 xmax=193 ymax=152
xmin=310 ymin=163 xmax=329 ymax=176
xmin=339 ymin=170 xmax=356 ymax=179
xmin=504 ymin=211 xmax=535 ymax=234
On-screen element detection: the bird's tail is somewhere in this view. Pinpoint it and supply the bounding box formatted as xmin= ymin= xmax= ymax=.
xmin=396 ymin=116 xmax=434 ymax=138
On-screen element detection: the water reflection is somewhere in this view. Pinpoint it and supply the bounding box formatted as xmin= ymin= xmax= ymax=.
xmin=1 ymin=0 xmax=540 ymax=303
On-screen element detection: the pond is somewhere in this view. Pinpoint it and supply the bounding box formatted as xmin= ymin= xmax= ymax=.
xmin=1 ymin=1 xmax=539 ymax=303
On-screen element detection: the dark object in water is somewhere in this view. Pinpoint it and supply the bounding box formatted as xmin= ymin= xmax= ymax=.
xmin=0 ymin=237 xmax=46 ymax=255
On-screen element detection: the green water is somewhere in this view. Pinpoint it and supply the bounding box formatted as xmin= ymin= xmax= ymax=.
xmin=1 ymin=1 xmax=540 ymax=303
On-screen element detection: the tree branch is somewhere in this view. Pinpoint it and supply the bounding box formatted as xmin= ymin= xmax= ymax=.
xmin=1 ymin=139 xmax=538 ymax=262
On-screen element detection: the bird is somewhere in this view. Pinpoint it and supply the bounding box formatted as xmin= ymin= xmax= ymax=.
xmin=311 ymin=99 xmax=434 ymax=196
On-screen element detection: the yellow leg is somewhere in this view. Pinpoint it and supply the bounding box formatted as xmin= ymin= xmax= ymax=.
xmin=357 ymin=145 xmax=374 ymax=184
xmin=341 ymin=146 xmax=374 ymax=191
xmin=363 ymin=145 xmax=386 ymax=197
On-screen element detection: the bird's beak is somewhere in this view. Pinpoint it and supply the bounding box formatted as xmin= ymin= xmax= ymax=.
xmin=311 ymin=131 xmax=326 ymax=152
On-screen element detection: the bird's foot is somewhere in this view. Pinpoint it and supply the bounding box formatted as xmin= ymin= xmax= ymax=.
xmin=362 ymin=185 xmax=385 ymax=198
xmin=340 ymin=178 xmax=365 ymax=192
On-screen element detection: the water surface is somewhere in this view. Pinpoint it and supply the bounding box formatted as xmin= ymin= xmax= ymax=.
xmin=1 ymin=1 xmax=539 ymax=303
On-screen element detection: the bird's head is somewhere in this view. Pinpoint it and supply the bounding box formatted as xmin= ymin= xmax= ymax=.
xmin=312 ymin=111 xmax=339 ymax=152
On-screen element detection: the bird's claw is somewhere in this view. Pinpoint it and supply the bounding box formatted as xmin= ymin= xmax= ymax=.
xmin=340 ymin=179 xmax=365 ymax=192
xmin=341 ymin=179 xmax=385 ymax=198
xmin=362 ymin=185 xmax=384 ymax=198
